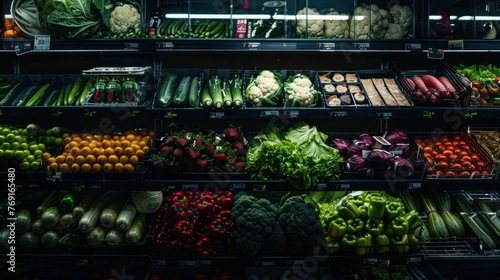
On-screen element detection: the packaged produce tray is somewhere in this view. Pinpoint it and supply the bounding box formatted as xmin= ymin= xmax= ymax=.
xmin=282 ymin=69 xmax=324 ymax=108
xmin=200 ymin=69 xmax=244 ymax=109
xmin=393 ymin=61 xmax=471 ymax=106
xmin=413 ymin=128 xmax=497 ymax=179
xmin=467 ymin=127 xmax=500 ymax=163
xmin=317 ymin=70 xmax=371 ymax=108
xmin=357 ymin=70 xmax=414 ymax=107
xmin=82 ymin=66 xmax=155 ymax=107
xmin=151 ymin=69 xmax=203 ymax=109
xmin=330 ymin=129 xmax=427 ymax=180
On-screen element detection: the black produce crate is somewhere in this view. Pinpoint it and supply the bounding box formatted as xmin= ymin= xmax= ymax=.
xmin=151 ymin=69 xmax=203 ymax=109
xmin=318 ymin=70 xmax=371 ymax=108
xmin=393 ymin=61 xmax=471 ymax=107
xmin=357 ymin=69 xmax=414 ymax=107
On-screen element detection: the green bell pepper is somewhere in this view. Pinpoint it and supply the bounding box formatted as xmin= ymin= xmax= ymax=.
xmin=375 ymin=234 xmax=390 ymax=254
xmin=340 ymin=233 xmax=357 ymax=252
xmin=354 ymin=232 xmax=373 ymax=256
xmin=390 ymin=216 xmax=409 ymax=236
xmin=359 ymin=203 xmax=369 ymax=220
xmin=383 ymin=201 xmax=404 ymax=221
xmin=367 ymin=196 xmax=386 ymax=220
xmin=346 ymin=218 xmax=364 ymax=234
xmin=365 ymin=218 xmax=384 ymax=236
xmin=328 ymin=217 xmax=347 ymax=239
xmin=404 ymin=210 xmax=422 ymax=230
xmin=324 ymin=236 xmax=340 ymax=253
xmin=391 ymin=234 xmax=409 ymax=254
xmin=337 ymin=200 xmax=360 ymax=220
xmin=408 ymin=232 xmax=420 ymax=252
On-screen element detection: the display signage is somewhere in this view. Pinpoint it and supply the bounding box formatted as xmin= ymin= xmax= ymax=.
xmin=318 ymin=42 xmax=335 ymax=51
xmin=34 ymin=35 xmax=50 ymax=50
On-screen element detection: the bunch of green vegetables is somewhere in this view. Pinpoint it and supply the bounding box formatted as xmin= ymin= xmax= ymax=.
xmin=246 ymin=122 xmax=343 ymax=190
xmin=310 ymin=190 xmax=424 ymax=255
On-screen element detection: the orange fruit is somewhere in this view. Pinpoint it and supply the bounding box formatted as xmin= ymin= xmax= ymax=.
xmin=107 ymin=155 xmax=119 ymax=165
xmin=88 ymin=142 xmax=97 ymax=150
xmin=70 ymin=133 xmax=80 ymax=138
xmin=120 ymin=140 xmax=131 ymax=148
xmin=92 ymin=163 xmax=102 ymax=173
xmin=119 ymin=135 xmax=126 ymax=141
xmin=81 ymin=163 xmax=91 ymax=173
xmin=80 ymin=147 xmax=92 ymax=157
xmin=85 ymin=154 xmax=97 ymax=165
xmin=131 ymin=144 xmax=141 ymax=152
xmin=103 ymin=163 xmax=114 ymax=173
xmin=135 ymin=149 xmax=145 ymax=159
xmin=72 ymin=137 xmax=83 ymax=143
xmin=93 ymin=134 xmax=103 ymax=142
xmin=65 ymin=155 xmax=75 ymax=165
xmin=113 ymin=140 xmax=122 ymax=148
xmin=128 ymin=155 xmax=139 ymax=165
xmin=139 ymin=129 xmax=147 ymax=136
xmin=97 ymin=155 xmax=108 ymax=165
xmin=102 ymin=140 xmax=112 ymax=149
xmin=63 ymin=137 xmax=72 ymax=145
xmin=49 ymin=162 xmax=59 ymax=172
xmin=71 ymin=163 xmax=80 ymax=173
xmin=75 ymin=155 xmax=86 ymax=165
xmin=125 ymin=134 xmax=136 ymax=142
xmin=114 ymin=162 xmax=124 ymax=173
xmin=103 ymin=134 xmax=112 ymax=140
xmin=119 ymin=155 xmax=129 ymax=164
xmin=59 ymin=163 xmax=70 ymax=173
xmin=103 ymin=147 xmax=114 ymax=157
xmin=46 ymin=157 xmax=56 ymax=166
xmin=70 ymin=147 xmax=80 ymax=157
xmin=82 ymin=133 xmax=93 ymax=142
xmin=55 ymin=155 xmax=66 ymax=164
xmin=124 ymin=163 xmax=135 ymax=173
xmin=123 ymin=147 xmax=135 ymax=157
xmin=147 ymin=130 xmax=156 ymax=137
xmin=79 ymin=140 xmax=90 ymax=148
xmin=114 ymin=146 xmax=124 ymax=156
xmin=91 ymin=147 xmax=102 ymax=157
xmin=142 ymin=146 xmax=150 ymax=154
xmin=42 ymin=152 xmax=51 ymax=161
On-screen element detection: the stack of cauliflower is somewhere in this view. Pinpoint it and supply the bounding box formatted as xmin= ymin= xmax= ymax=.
xmin=245 ymin=70 xmax=283 ymax=107
xmin=295 ymin=4 xmax=412 ymax=40
xmin=284 ymin=73 xmax=319 ymax=107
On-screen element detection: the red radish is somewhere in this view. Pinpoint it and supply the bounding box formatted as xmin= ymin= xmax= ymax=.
xmin=205 ymin=144 xmax=215 ymax=156
xmin=213 ymin=151 xmax=227 ymax=164
xmin=193 ymin=137 xmax=203 ymax=147
xmin=187 ymin=148 xmax=201 ymax=160
xmin=438 ymin=76 xmax=457 ymax=92
xmin=232 ymin=141 xmax=246 ymax=155
xmin=164 ymin=135 xmax=176 ymax=145
xmin=175 ymin=136 xmax=189 ymax=148
xmin=173 ymin=148 xmax=184 ymax=160
xmin=228 ymin=156 xmax=238 ymax=165
xmin=160 ymin=146 xmax=172 ymax=155
xmin=195 ymin=159 xmax=209 ymax=172
xmin=234 ymin=161 xmax=246 ymax=172
xmin=225 ymin=127 xmax=240 ymax=141
xmin=412 ymin=76 xmax=429 ymax=93
xmin=421 ymin=75 xmax=446 ymax=91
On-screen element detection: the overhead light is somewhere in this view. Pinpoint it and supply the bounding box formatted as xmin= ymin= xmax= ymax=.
xmin=429 ymin=15 xmax=458 ymax=20
xmin=273 ymin=14 xmax=349 ymax=21
xmin=457 ymin=15 xmax=500 ymax=21
xmin=164 ymin=13 xmax=272 ymax=20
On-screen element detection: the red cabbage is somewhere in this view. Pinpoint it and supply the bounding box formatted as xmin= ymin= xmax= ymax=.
xmin=358 ymin=134 xmax=375 ymax=146
xmin=346 ymin=155 xmax=369 ymax=173
xmin=366 ymin=149 xmax=395 ymax=172
xmin=333 ymin=138 xmax=350 ymax=158
xmin=385 ymin=129 xmax=409 ymax=144
xmin=392 ymin=156 xmax=415 ymax=178
xmin=389 ymin=143 xmax=411 ymax=158
xmin=348 ymin=141 xmax=372 ymax=157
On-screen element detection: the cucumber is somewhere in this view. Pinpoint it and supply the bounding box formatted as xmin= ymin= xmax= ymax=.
xmin=78 ymin=78 xmax=96 ymax=105
xmin=43 ymin=88 xmax=61 ymax=106
xmin=41 ymin=206 xmax=61 ymax=230
xmin=124 ymin=213 xmax=146 ymax=244
xmin=209 ymin=75 xmax=223 ymax=109
xmin=53 ymin=85 xmax=67 ymax=106
xmin=221 ymin=77 xmax=233 ymax=108
xmin=0 ymin=82 xmax=20 ymax=105
xmin=66 ymin=76 xmax=86 ymax=105
xmin=59 ymin=193 xmax=76 ymax=214
xmin=173 ymin=75 xmax=192 ymax=107
xmin=188 ymin=76 xmax=199 ymax=107
xmin=16 ymin=85 xmax=42 ymax=106
xmin=156 ymin=72 xmax=180 ymax=108
xmin=200 ymin=86 xmax=213 ymax=108
xmin=26 ymin=83 xmax=51 ymax=106
xmin=78 ymin=193 xmax=114 ymax=233
xmin=209 ymin=22 xmax=225 ymax=36
xmin=63 ymin=82 xmax=73 ymax=106
xmin=99 ymin=199 xmax=125 ymax=229
xmin=116 ymin=201 xmax=137 ymax=232
xmin=230 ymin=75 xmax=243 ymax=108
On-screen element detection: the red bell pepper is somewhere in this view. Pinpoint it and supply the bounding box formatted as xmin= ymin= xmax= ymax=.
xmin=171 ymin=201 xmax=194 ymax=221
xmin=217 ymin=210 xmax=232 ymax=226
xmin=195 ymin=237 xmax=212 ymax=255
xmin=193 ymin=219 xmax=210 ymax=238
xmin=197 ymin=195 xmax=214 ymax=213
xmin=209 ymin=219 xmax=228 ymax=239
xmin=215 ymin=191 xmax=233 ymax=209
xmin=173 ymin=220 xmax=194 ymax=240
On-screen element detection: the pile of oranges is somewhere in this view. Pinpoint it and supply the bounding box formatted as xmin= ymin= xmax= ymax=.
xmin=43 ymin=129 xmax=155 ymax=174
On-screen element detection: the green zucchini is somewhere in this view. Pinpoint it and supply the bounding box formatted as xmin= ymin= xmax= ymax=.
xmin=43 ymin=88 xmax=61 ymax=106
xmin=53 ymin=85 xmax=67 ymax=106
xmin=106 ymin=228 xmax=124 ymax=248
xmin=116 ymin=201 xmax=137 ymax=231
xmin=78 ymin=78 xmax=96 ymax=105
xmin=72 ymin=192 xmax=97 ymax=221
xmin=26 ymin=123 xmax=46 ymax=137
xmin=59 ymin=213 xmax=77 ymax=231
xmin=66 ymin=75 xmax=86 ymax=105
xmin=173 ymin=75 xmax=192 ymax=107
xmin=433 ymin=192 xmax=465 ymax=237
xmin=41 ymin=206 xmax=61 ymax=230
xmin=156 ymin=72 xmax=180 ymax=108
xmin=0 ymin=82 xmax=20 ymax=105
xmin=230 ymin=75 xmax=243 ymax=108
xmin=221 ymin=77 xmax=233 ymax=108
xmin=200 ymin=86 xmax=213 ymax=108
xmin=87 ymin=225 xmax=107 ymax=246
xmin=26 ymin=83 xmax=51 ymax=106
xmin=16 ymin=209 xmax=32 ymax=234
xmin=63 ymin=83 xmax=73 ymax=106
xmin=20 ymin=232 xmax=40 ymax=249
xmin=188 ymin=76 xmax=199 ymax=108
xmin=31 ymin=219 xmax=44 ymax=236
xmin=124 ymin=213 xmax=145 ymax=244
xmin=36 ymin=191 xmax=62 ymax=216
xmin=59 ymin=193 xmax=76 ymax=214
xmin=78 ymin=193 xmax=113 ymax=233
xmin=99 ymin=199 xmax=125 ymax=229
xmin=41 ymin=230 xmax=60 ymax=250
xmin=15 ymin=85 xmax=41 ymax=106
xmin=420 ymin=192 xmax=449 ymax=238
xmin=209 ymin=75 xmax=223 ymax=109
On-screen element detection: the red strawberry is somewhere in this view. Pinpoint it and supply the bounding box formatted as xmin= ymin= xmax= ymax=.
xmin=195 ymin=159 xmax=209 ymax=172
xmin=187 ymin=148 xmax=201 ymax=160
xmin=205 ymin=144 xmax=215 ymax=156
xmin=228 ymin=155 xmax=238 ymax=166
xmin=225 ymin=127 xmax=240 ymax=141
xmin=232 ymin=141 xmax=246 ymax=156
xmin=160 ymin=146 xmax=172 ymax=155
xmin=234 ymin=161 xmax=246 ymax=173
xmin=173 ymin=148 xmax=184 ymax=161
xmin=193 ymin=137 xmax=203 ymax=147
xmin=175 ymin=136 xmax=189 ymax=148
xmin=164 ymin=135 xmax=176 ymax=145
xmin=213 ymin=151 xmax=227 ymax=164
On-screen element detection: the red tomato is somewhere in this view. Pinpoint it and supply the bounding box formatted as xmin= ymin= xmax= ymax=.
xmin=414 ymin=138 xmax=423 ymax=145
xmin=482 ymin=170 xmax=491 ymax=175
xmin=468 ymin=164 xmax=476 ymax=169
xmin=446 ymin=145 xmax=455 ymax=151
xmin=452 ymin=140 xmax=459 ymax=147
xmin=453 ymin=135 xmax=462 ymax=141
xmin=435 ymin=170 xmax=443 ymax=176
xmin=443 ymin=140 xmax=453 ymax=147
xmin=462 ymin=144 xmax=471 ymax=151
xmin=461 ymin=155 xmax=472 ymax=163
xmin=437 ymin=161 xmax=449 ymax=169
xmin=448 ymin=154 xmax=458 ymax=162
xmin=436 ymin=153 xmax=447 ymax=162
xmin=424 ymin=152 xmax=432 ymax=160
xmin=437 ymin=145 xmax=446 ymax=152
xmin=470 ymin=171 xmax=481 ymax=177
xmin=423 ymin=146 xmax=433 ymax=153
xmin=459 ymin=170 xmax=471 ymax=177
xmin=470 ymin=153 xmax=479 ymax=163
xmin=451 ymin=163 xmax=463 ymax=169
xmin=458 ymin=140 xmax=467 ymax=147
xmin=454 ymin=148 xmax=462 ymax=155
xmin=461 ymin=161 xmax=472 ymax=168
xmin=431 ymin=150 xmax=439 ymax=157
xmin=434 ymin=141 xmax=442 ymax=147
xmin=443 ymin=150 xmax=454 ymax=157
xmin=444 ymin=171 xmax=456 ymax=176
xmin=476 ymin=160 xmax=487 ymax=169
xmin=460 ymin=151 xmax=470 ymax=157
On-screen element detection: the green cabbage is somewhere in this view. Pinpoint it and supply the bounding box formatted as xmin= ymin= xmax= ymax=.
xmin=35 ymin=0 xmax=102 ymax=38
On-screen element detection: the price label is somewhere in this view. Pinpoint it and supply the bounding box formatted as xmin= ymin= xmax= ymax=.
xmin=448 ymin=40 xmax=464 ymax=50
xmin=330 ymin=111 xmax=348 ymax=118
xmin=353 ymin=42 xmax=370 ymax=50
xmin=83 ymin=109 xmax=96 ymax=117
xmin=259 ymin=110 xmax=279 ymax=117
xmin=181 ymin=184 xmax=198 ymax=191
xmin=243 ymin=42 xmax=261 ymax=50
xmin=318 ymin=42 xmax=335 ymax=51
xmin=376 ymin=112 xmax=392 ymax=119
xmin=151 ymin=259 xmax=166 ymax=266
xmin=464 ymin=111 xmax=478 ymax=118
xmin=164 ymin=112 xmax=178 ymax=118
xmin=255 ymin=261 xmax=276 ymax=266
xmin=27 ymin=184 xmax=39 ymax=189
xmin=287 ymin=260 xmax=304 ymax=267
xmin=316 ymin=183 xmax=327 ymax=191
xmin=123 ymin=42 xmax=139 ymax=49
xmin=284 ymin=110 xmax=299 ymax=118
xmin=89 ymin=184 xmax=102 ymax=189
xmin=407 ymin=257 xmax=422 ymax=264
xmin=34 ymin=35 xmax=50 ymax=50
xmin=427 ymin=48 xmax=444 ymax=60
xmin=157 ymin=42 xmax=174 ymax=50
xmin=334 ymin=183 xmax=350 ymax=189
xmin=210 ymin=111 xmax=225 ymax=119
xmin=230 ymin=183 xmax=246 ymax=190
xmin=408 ymin=182 xmax=422 ymax=190
xmin=50 ymin=109 xmax=63 ymax=117
xmin=73 ymin=185 xmax=85 ymax=191
xmin=422 ymin=110 xmax=435 ymax=118
xmin=406 ymin=43 xmax=422 ymax=51
xmin=177 ymin=260 xmax=196 ymax=267
xmin=363 ymin=258 xmax=379 ymax=265
xmin=15 ymin=42 xmax=32 ymax=55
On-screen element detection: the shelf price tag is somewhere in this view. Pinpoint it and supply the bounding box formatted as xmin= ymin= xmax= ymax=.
xmin=181 ymin=184 xmax=198 ymax=191
xmin=83 ymin=109 xmax=96 ymax=117
xmin=15 ymin=41 xmax=32 ymax=56
xmin=448 ymin=40 xmax=464 ymax=50
xmin=315 ymin=183 xmax=327 ymax=191
xmin=407 ymin=257 xmax=422 ymax=264
xmin=284 ymin=110 xmax=299 ymax=118
xmin=151 ymin=259 xmax=166 ymax=266
xmin=255 ymin=261 xmax=276 ymax=266
xmin=464 ymin=111 xmax=478 ymax=118
xmin=259 ymin=110 xmax=279 ymax=117
xmin=427 ymin=48 xmax=444 ymax=60
xmin=177 ymin=260 xmax=196 ymax=267
xmin=330 ymin=111 xmax=348 ymax=118
xmin=318 ymin=42 xmax=335 ymax=51
xmin=243 ymin=42 xmax=261 ymax=50
xmin=72 ymin=184 xmax=85 ymax=191
xmin=210 ymin=111 xmax=225 ymax=119
xmin=123 ymin=42 xmax=139 ymax=49
xmin=334 ymin=183 xmax=350 ymax=190
xmin=164 ymin=111 xmax=177 ymax=118
xmin=406 ymin=43 xmax=422 ymax=51
xmin=34 ymin=35 xmax=50 ymax=50
xmin=50 ymin=109 xmax=63 ymax=117
xmin=376 ymin=112 xmax=392 ymax=119
xmin=408 ymin=182 xmax=422 ymax=190
xmin=353 ymin=42 xmax=370 ymax=50
xmin=157 ymin=42 xmax=174 ymax=50
xmin=363 ymin=258 xmax=379 ymax=265
xmin=230 ymin=183 xmax=246 ymax=191
xmin=287 ymin=260 xmax=304 ymax=267
xmin=422 ymin=110 xmax=435 ymax=118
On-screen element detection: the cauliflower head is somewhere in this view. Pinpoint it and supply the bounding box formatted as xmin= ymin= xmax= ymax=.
xmin=374 ymin=8 xmax=389 ymax=39
xmin=109 ymin=3 xmax=141 ymax=35
xmin=296 ymin=7 xmax=324 ymax=38
xmin=349 ymin=4 xmax=386 ymax=39
xmin=323 ymin=8 xmax=349 ymax=39
xmin=390 ymin=4 xmax=412 ymax=29
xmin=384 ymin=23 xmax=405 ymax=39
xmin=284 ymin=74 xmax=317 ymax=107
xmin=246 ymin=70 xmax=282 ymax=107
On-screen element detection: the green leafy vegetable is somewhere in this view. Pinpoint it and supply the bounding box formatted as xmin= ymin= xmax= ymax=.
xmin=455 ymin=64 xmax=500 ymax=84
